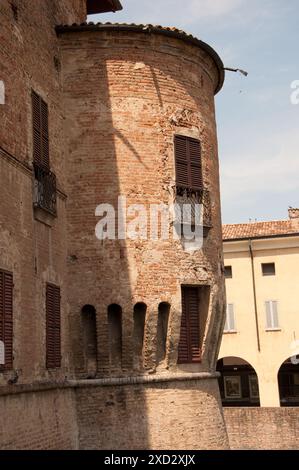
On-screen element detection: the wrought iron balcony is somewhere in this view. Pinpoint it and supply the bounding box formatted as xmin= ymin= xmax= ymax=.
xmin=174 ymin=185 xmax=212 ymax=231
xmin=33 ymin=163 xmax=57 ymax=216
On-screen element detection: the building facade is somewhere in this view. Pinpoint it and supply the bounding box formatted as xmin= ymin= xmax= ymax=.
xmin=218 ymin=209 xmax=299 ymax=408
xmin=0 ymin=0 xmax=228 ymax=449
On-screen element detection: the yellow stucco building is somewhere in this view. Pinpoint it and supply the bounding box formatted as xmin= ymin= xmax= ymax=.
xmin=218 ymin=208 xmax=299 ymax=407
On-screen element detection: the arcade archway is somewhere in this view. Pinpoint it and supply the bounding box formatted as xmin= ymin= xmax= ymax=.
xmin=217 ymin=356 xmax=260 ymax=406
xmin=278 ymin=357 xmax=299 ymax=406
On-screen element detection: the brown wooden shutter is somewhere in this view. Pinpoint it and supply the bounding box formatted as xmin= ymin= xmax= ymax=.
xmin=189 ymin=138 xmax=203 ymax=190
xmin=0 ymin=270 xmax=13 ymax=370
xmin=175 ymin=135 xmax=202 ymax=190
xmin=46 ymin=284 xmax=61 ymax=369
xmin=177 ymin=286 xmax=201 ymax=363
xmin=175 ymin=136 xmax=189 ymax=187
xmin=32 ymin=91 xmax=49 ymax=170
xmin=177 ymin=287 xmax=189 ymax=364
xmin=188 ymin=287 xmax=201 ymax=362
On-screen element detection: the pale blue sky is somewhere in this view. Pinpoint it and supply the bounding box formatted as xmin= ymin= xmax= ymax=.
xmin=90 ymin=0 xmax=299 ymax=223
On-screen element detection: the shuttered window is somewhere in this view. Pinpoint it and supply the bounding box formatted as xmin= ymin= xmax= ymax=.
xmin=0 ymin=270 xmax=13 ymax=370
xmin=224 ymin=303 xmax=235 ymax=332
xmin=46 ymin=283 xmax=61 ymax=369
xmin=178 ymin=286 xmax=201 ymax=363
xmin=174 ymin=135 xmax=203 ymax=191
xmin=32 ymin=91 xmax=49 ymax=170
xmin=265 ymin=301 xmax=279 ymax=329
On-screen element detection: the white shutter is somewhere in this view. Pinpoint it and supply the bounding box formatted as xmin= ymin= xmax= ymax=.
xmin=265 ymin=301 xmax=272 ymax=328
xmin=228 ymin=304 xmax=235 ymax=330
xmin=265 ymin=301 xmax=279 ymax=329
xmin=224 ymin=304 xmax=235 ymax=331
xmin=272 ymin=301 xmax=279 ymax=328
xmin=224 ymin=307 xmax=229 ymax=331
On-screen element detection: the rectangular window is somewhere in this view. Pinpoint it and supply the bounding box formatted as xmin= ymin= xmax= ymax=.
xmin=224 ymin=303 xmax=235 ymax=332
xmin=224 ymin=266 xmax=232 ymax=279
xmin=32 ymin=91 xmax=57 ymax=216
xmin=174 ymin=135 xmax=203 ymax=191
xmin=32 ymin=90 xmax=49 ymax=170
xmin=0 ymin=269 xmax=13 ymax=370
xmin=178 ymin=286 xmax=201 ymax=363
xmin=46 ymin=283 xmax=61 ymax=369
xmin=265 ymin=300 xmax=279 ymax=329
xmin=224 ymin=376 xmax=241 ymax=399
xmin=262 ymin=262 xmax=275 ymax=276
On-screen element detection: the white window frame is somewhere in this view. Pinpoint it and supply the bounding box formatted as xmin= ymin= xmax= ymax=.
xmin=265 ymin=300 xmax=280 ymax=330
xmin=224 ymin=303 xmax=236 ymax=333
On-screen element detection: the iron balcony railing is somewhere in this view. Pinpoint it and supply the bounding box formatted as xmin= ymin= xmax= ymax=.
xmin=33 ymin=163 xmax=57 ymax=216
xmin=174 ymin=185 xmax=212 ymax=230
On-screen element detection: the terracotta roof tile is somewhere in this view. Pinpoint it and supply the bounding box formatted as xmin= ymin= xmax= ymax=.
xmin=223 ymin=220 xmax=299 ymax=241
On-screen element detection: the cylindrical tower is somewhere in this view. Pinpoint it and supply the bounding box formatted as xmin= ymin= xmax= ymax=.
xmin=59 ymin=23 xmax=228 ymax=450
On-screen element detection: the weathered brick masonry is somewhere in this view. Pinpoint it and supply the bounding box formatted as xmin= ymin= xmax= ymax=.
xmin=0 ymin=0 xmax=85 ymax=449
xmin=224 ymin=407 xmax=299 ymax=450
xmin=0 ymin=0 xmax=229 ymax=449
xmin=59 ymin=25 xmax=226 ymax=378
xmin=0 ymin=0 xmax=88 ymax=387
xmin=75 ymin=377 xmax=227 ymax=450
xmin=0 ymin=386 xmax=78 ymax=450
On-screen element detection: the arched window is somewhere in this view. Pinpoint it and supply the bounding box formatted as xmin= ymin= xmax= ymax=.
xmin=133 ymin=303 xmax=147 ymax=369
xmin=156 ymin=302 xmax=170 ymax=365
xmin=108 ymin=304 xmax=122 ymax=369
xmin=81 ymin=305 xmax=97 ymax=376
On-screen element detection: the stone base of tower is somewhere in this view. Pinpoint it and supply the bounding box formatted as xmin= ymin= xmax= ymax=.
xmin=0 ymin=374 xmax=229 ymax=449
xmin=74 ymin=374 xmax=229 ymax=450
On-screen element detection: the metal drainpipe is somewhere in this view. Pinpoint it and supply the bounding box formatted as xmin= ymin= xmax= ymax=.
xmin=249 ymin=239 xmax=261 ymax=352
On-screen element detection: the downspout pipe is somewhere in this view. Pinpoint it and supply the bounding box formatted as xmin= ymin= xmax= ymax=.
xmin=249 ymin=239 xmax=261 ymax=352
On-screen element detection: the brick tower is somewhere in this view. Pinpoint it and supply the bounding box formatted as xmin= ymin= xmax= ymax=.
xmin=59 ymin=23 xmax=228 ymax=449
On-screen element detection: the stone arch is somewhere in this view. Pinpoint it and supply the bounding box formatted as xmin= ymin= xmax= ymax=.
xmin=278 ymin=356 xmax=299 ymax=406
xmin=133 ymin=302 xmax=147 ymax=370
xmin=217 ymin=356 xmax=260 ymax=407
xmin=156 ymin=302 xmax=170 ymax=366
xmin=107 ymin=304 xmax=122 ymax=369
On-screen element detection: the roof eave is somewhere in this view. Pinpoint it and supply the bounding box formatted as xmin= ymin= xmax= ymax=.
xmin=56 ymin=23 xmax=225 ymax=95
xmin=87 ymin=0 xmax=123 ymax=15
xmin=223 ymin=232 xmax=299 ymax=242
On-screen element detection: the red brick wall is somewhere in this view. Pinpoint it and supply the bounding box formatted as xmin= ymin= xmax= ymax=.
xmin=0 ymin=155 xmax=70 ymax=383
xmin=2 ymin=389 xmax=299 ymax=450
xmin=76 ymin=378 xmax=228 ymax=450
xmin=224 ymin=407 xmax=299 ymax=450
xmin=0 ymin=0 xmax=86 ymax=167
xmin=0 ymin=379 xmax=228 ymax=450
xmin=0 ymin=388 xmax=78 ymax=450
xmin=0 ymin=1 xmax=86 ymax=385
